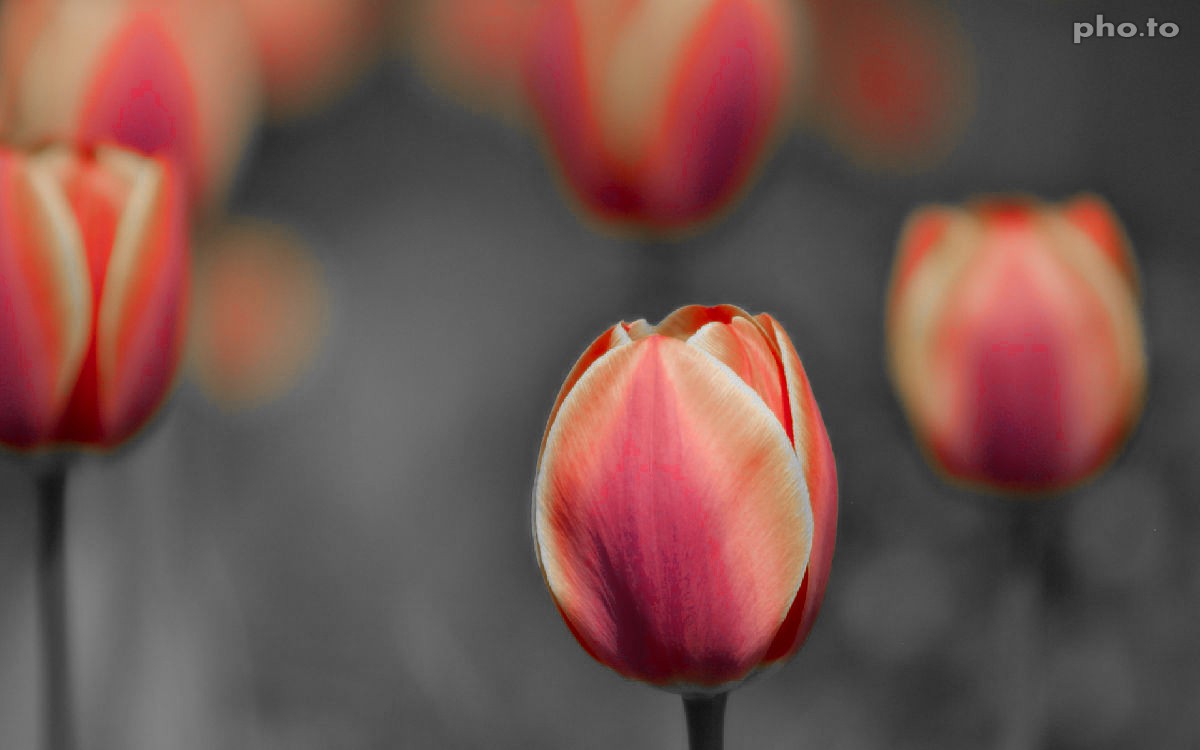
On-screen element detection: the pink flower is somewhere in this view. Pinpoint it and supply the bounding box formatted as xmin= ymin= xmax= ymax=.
xmin=533 ymin=305 xmax=837 ymax=691
xmin=0 ymin=145 xmax=189 ymax=450
xmin=886 ymin=196 xmax=1147 ymax=492
xmin=524 ymin=0 xmax=801 ymax=232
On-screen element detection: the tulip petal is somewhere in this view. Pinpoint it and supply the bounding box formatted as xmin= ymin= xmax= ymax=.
xmin=535 ymin=335 xmax=811 ymax=689
xmin=688 ymin=317 xmax=789 ymax=434
xmin=95 ymin=150 xmax=188 ymax=444
xmin=77 ymin=10 xmax=203 ymax=203
xmin=931 ymin=213 xmax=1145 ymax=489
xmin=638 ymin=0 xmax=790 ymax=223
xmin=0 ymin=150 xmax=91 ymax=447
xmin=757 ymin=313 xmax=837 ymax=662
xmin=1060 ymin=195 xmax=1137 ymax=293
xmin=535 ymin=321 xmax=632 ymax=466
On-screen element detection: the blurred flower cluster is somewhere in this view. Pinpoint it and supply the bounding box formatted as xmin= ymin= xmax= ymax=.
xmin=402 ymin=0 xmax=975 ymax=231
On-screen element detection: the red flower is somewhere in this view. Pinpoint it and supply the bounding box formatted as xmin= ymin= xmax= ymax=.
xmin=525 ymin=0 xmax=800 ymax=232
xmin=886 ymin=196 xmax=1147 ymax=492
xmin=534 ymin=305 xmax=837 ymax=690
xmin=0 ymin=145 xmax=188 ymax=450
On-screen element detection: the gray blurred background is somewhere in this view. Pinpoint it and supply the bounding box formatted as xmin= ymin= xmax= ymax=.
xmin=1 ymin=0 xmax=1199 ymax=748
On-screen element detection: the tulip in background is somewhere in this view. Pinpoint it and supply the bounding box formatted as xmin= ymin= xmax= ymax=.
xmin=886 ymin=195 xmax=1146 ymax=493
xmin=885 ymin=195 xmax=1147 ymax=750
xmin=524 ymin=0 xmax=802 ymax=233
xmin=533 ymin=305 xmax=836 ymax=748
xmin=0 ymin=0 xmax=261 ymax=214
xmin=237 ymin=0 xmax=388 ymax=121
xmin=0 ymin=144 xmax=189 ymax=451
xmin=803 ymin=0 xmax=974 ymax=171
xmin=0 ymin=143 xmax=189 ymax=750
xmin=190 ymin=220 xmax=330 ymax=410
xmin=404 ymin=0 xmax=543 ymax=122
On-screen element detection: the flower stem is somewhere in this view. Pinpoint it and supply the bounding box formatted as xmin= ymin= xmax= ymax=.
xmin=36 ymin=468 xmax=74 ymax=750
xmin=683 ymin=693 xmax=727 ymax=750
xmin=996 ymin=502 xmax=1059 ymax=750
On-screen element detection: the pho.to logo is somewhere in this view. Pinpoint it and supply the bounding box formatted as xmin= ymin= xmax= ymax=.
xmin=1074 ymin=16 xmax=1179 ymax=44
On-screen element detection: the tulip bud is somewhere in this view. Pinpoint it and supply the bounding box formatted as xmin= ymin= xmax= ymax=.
xmin=806 ymin=0 xmax=973 ymax=171
xmin=405 ymin=0 xmax=543 ymax=122
xmin=533 ymin=305 xmax=836 ymax=690
xmin=0 ymin=0 xmax=260 ymax=213
xmin=525 ymin=0 xmax=801 ymax=232
xmin=236 ymin=0 xmax=388 ymax=120
xmin=0 ymin=144 xmax=189 ymax=451
xmin=886 ymin=196 xmax=1147 ymax=492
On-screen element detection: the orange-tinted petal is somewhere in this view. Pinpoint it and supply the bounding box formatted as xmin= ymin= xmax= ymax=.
xmin=0 ymin=149 xmax=91 ymax=448
xmin=757 ymin=313 xmax=837 ymax=663
xmin=535 ymin=335 xmax=811 ymax=690
xmin=190 ymin=221 xmax=329 ymax=410
xmin=889 ymin=198 xmax=1147 ymax=493
xmin=535 ymin=321 xmax=632 ymax=464
xmin=94 ymin=150 xmax=189 ymax=445
xmin=1060 ymin=194 xmax=1137 ymax=293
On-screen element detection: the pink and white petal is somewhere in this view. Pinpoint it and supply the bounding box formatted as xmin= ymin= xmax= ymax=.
xmin=756 ymin=314 xmax=837 ymax=663
xmin=1059 ymin=195 xmax=1138 ymax=294
xmin=0 ymin=150 xmax=91 ymax=447
xmin=535 ymin=335 xmax=811 ymax=689
xmin=95 ymin=150 xmax=188 ymax=444
xmin=688 ymin=315 xmax=789 ymax=435
xmin=653 ymin=303 xmax=755 ymax=341
xmin=536 ymin=321 xmax=633 ymax=464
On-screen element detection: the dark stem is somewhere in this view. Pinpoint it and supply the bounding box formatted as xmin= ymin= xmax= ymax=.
xmin=683 ymin=693 xmax=727 ymax=750
xmin=997 ymin=502 xmax=1059 ymax=750
xmin=36 ymin=468 xmax=74 ymax=750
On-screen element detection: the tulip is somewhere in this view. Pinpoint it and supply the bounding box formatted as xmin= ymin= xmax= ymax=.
xmin=405 ymin=0 xmax=543 ymax=121
xmin=0 ymin=144 xmax=189 ymax=452
xmin=885 ymin=196 xmax=1147 ymax=492
xmin=190 ymin=220 xmax=329 ymax=409
xmin=533 ymin=305 xmax=837 ymax=698
xmin=524 ymin=0 xmax=802 ymax=232
xmin=236 ymin=0 xmax=388 ymax=120
xmin=0 ymin=0 xmax=260 ymax=213
xmin=805 ymin=0 xmax=973 ymax=171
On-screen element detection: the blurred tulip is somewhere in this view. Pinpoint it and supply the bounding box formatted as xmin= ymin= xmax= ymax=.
xmin=886 ymin=196 xmax=1147 ymax=492
xmin=0 ymin=0 xmax=260 ymax=213
xmin=405 ymin=0 xmax=543 ymax=121
xmin=190 ymin=220 xmax=329 ymax=410
xmin=525 ymin=0 xmax=802 ymax=233
xmin=0 ymin=144 xmax=189 ymax=451
xmin=237 ymin=0 xmax=388 ymax=120
xmin=806 ymin=0 xmax=973 ymax=171
xmin=533 ymin=305 xmax=837 ymax=691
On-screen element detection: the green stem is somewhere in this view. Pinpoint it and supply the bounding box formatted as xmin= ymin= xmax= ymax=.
xmin=683 ymin=693 xmax=727 ymax=750
xmin=36 ymin=468 xmax=74 ymax=750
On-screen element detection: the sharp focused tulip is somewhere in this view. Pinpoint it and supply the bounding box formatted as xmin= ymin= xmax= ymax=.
xmin=533 ymin=305 xmax=837 ymax=691
xmin=525 ymin=0 xmax=801 ymax=233
xmin=0 ymin=0 xmax=260 ymax=213
xmin=0 ymin=144 xmax=189 ymax=451
xmin=886 ymin=196 xmax=1147 ymax=492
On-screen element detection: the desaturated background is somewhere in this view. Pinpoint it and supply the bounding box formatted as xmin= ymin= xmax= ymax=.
xmin=1 ymin=1 xmax=1199 ymax=748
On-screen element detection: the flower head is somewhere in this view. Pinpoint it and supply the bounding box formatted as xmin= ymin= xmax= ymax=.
xmin=0 ymin=144 xmax=188 ymax=451
xmin=533 ymin=305 xmax=836 ymax=691
xmin=886 ymin=196 xmax=1147 ymax=492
